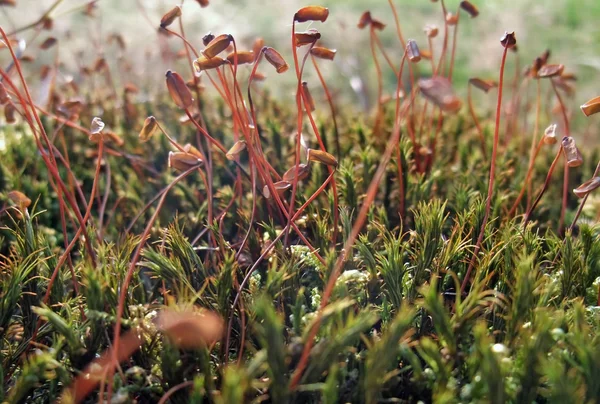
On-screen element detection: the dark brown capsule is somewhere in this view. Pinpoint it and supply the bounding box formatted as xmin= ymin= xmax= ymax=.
xmin=160 ymin=6 xmax=182 ymax=28
xmin=459 ymin=1 xmax=479 ymax=17
xmin=40 ymin=37 xmax=57 ymax=50
xmin=4 ymin=102 xmax=16 ymax=124
xmin=202 ymin=32 xmax=215 ymax=46
xmin=358 ymin=11 xmax=372 ymax=29
xmin=500 ymin=31 xmax=517 ymax=48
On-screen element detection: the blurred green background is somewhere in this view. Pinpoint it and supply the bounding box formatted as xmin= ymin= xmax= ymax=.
xmin=3 ymin=0 xmax=600 ymax=131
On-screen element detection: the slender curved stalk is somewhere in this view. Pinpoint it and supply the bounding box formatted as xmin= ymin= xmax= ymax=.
xmin=289 ymin=89 xmax=418 ymax=389
xmin=523 ymin=146 xmax=563 ymax=226
xmin=461 ymin=44 xmax=510 ymax=295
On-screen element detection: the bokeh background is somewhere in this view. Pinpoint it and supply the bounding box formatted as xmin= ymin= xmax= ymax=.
xmin=2 ymin=0 xmax=600 ymax=132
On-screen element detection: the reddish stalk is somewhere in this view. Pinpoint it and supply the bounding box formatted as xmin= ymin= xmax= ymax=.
xmin=290 ymin=89 xmax=418 ymax=389
xmin=224 ymin=169 xmax=337 ymax=356
xmin=0 ymin=28 xmax=96 ymax=264
xmin=461 ymin=42 xmax=511 ymax=295
xmin=508 ymin=137 xmax=545 ymax=217
xmin=109 ymin=166 xmax=200 ymax=397
xmin=523 ymin=146 xmax=563 ymax=226
xmin=550 ymin=78 xmax=571 ymax=234
xmin=526 ymin=80 xmax=542 ymax=210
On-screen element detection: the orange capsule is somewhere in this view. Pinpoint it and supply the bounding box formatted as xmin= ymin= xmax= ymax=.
xmin=446 ymin=12 xmax=459 ymax=25
xmin=307 ymin=148 xmax=338 ymax=167
xmin=226 ymin=140 xmax=247 ymax=160
xmin=573 ymin=177 xmax=600 ymax=198
xmin=500 ymin=31 xmax=517 ymax=48
xmin=263 ymin=181 xmax=292 ymax=199
xmin=581 ymin=96 xmax=600 ymax=117
xmin=183 ymin=143 xmax=204 ymax=159
xmin=424 ymin=25 xmax=439 ymax=38
xmin=469 ymin=78 xmax=497 ymax=93
xmin=8 ymin=190 xmax=32 ymax=209
xmin=196 ymin=0 xmax=210 ymax=7
xmin=139 ymin=116 xmax=158 ymax=142
xmin=104 ymin=130 xmax=125 ymax=147
xmin=156 ymin=307 xmax=223 ymax=349
xmin=203 ymin=34 xmax=233 ymax=58
xmin=420 ymin=49 xmax=432 ymax=60
xmin=310 ymin=46 xmax=336 ymax=60
xmin=263 ymin=47 xmax=289 ymax=73
xmin=406 ymin=39 xmax=421 ymax=63
xmin=168 ymin=151 xmax=202 ymax=171
xmin=160 ymin=6 xmax=182 ymax=29
xmin=226 ymin=51 xmax=254 ymax=65
xmin=166 ymin=70 xmax=194 ymax=109
xmin=537 ymin=64 xmax=564 ymax=78
xmin=193 ymin=56 xmax=228 ymax=72
xmin=295 ymin=6 xmax=329 ymax=23
xmin=301 ymin=82 xmax=316 ymax=112
xmin=543 ymin=124 xmax=558 ymax=145
xmin=561 ymin=136 xmax=583 ymax=168
xmin=294 ymin=29 xmax=321 ymax=47
xmin=283 ymin=164 xmax=311 ymax=182
xmin=459 ymin=1 xmax=479 ymax=17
